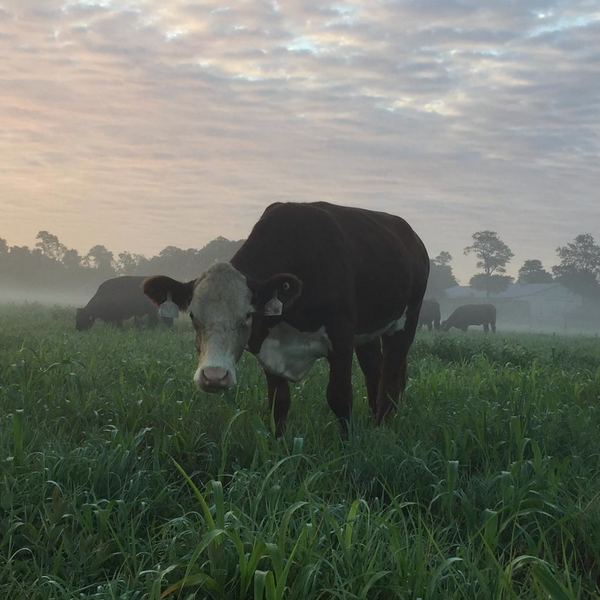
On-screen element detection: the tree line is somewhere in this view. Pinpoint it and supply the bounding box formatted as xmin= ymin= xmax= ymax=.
xmin=0 ymin=232 xmax=243 ymax=297
xmin=1 ymin=229 xmax=599 ymax=303
xmin=427 ymin=231 xmax=600 ymax=302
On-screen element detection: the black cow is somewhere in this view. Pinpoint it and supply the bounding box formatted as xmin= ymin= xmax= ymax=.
xmin=441 ymin=303 xmax=496 ymax=333
xmin=76 ymin=276 xmax=173 ymax=331
xmin=418 ymin=299 xmax=441 ymax=331
xmin=142 ymin=201 xmax=429 ymax=435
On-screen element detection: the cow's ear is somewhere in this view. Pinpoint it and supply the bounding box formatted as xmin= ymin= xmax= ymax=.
xmin=142 ymin=276 xmax=196 ymax=311
xmin=250 ymin=273 xmax=303 ymax=316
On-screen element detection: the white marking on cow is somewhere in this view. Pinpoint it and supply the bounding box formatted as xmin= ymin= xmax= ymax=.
xmin=257 ymin=322 xmax=333 ymax=382
xmin=187 ymin=263 xmax=255 ymax=390
xmin=354 ymin=310 xmax=407 ymax=346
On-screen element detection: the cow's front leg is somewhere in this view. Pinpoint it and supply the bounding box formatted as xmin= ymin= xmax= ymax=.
xmin=265 ymin=371 xmax=291 ymax=437
xmin=326 ymin=328 xmax=355 ymax=431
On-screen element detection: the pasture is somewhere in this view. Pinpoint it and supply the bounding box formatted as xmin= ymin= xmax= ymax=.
xmin=1 ymin=303 xmax=600 ymax=599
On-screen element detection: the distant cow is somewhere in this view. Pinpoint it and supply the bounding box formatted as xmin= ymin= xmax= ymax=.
xmin=418 ymin=299 xmax=441 ymax=331
xmin=76 ymin=276 xmax=173 ymax=331
xmin=441 ymin=304 xmax=496 ymax=333
xmin=142 ymin=201 xmax=429 ymax=435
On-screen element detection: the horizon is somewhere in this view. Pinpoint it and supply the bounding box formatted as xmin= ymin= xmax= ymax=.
xmin=0 ymin=225 xmax=587 ymax=286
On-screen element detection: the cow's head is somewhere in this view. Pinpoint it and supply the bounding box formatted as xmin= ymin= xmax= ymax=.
xmin=75 ymin=308 xmax=94 ymax=331
xmin=142 ymin=263 xmax=302 ymax=392
xmin=440 ymin=320 xmax=450 ymax=331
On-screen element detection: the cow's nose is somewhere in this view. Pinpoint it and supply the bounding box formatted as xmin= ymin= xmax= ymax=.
xmin=200 ymin=367 xmax=232 ymax=390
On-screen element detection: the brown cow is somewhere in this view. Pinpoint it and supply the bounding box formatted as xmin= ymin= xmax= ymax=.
xmin=418 ymin=299 xmax=441 ymax=331
xmin=142 ymin=202 xmax=429 ymax=435
xmin=76 ymin=276 xmax=173 ymax=331
xmin=441 ymin=303 xmax=496 ymax=333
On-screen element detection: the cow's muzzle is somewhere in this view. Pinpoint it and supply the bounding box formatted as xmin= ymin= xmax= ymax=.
xmin=197 ymin=366 xmax=233 ymax=392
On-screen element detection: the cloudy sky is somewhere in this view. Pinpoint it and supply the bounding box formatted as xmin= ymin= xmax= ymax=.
xmin=1 ymin=0 xmax=599 ymax=282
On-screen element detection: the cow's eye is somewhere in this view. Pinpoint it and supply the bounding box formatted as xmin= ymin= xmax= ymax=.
xmin=189 ymin=312 xmax=194 ymax=320
xmin=246 ymin=312 xmax=253 ymax=320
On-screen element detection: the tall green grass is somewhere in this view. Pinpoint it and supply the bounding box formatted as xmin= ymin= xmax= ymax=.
xmin=1 ymin=304 xmax=600 ymax=599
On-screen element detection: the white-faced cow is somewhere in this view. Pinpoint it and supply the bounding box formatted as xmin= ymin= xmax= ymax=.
xmin=76 ymin=276 xmax=173 ymax=331
xmin=418 ymin=299 xmax=441 ymax=331
xmin=441 ymin=303 xmax=497 ymax=333
xmin=142 ymin=202 xmax=429 ymax=435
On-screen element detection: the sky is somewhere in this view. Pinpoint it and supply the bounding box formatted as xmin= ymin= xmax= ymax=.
xmin=1 ymin=0 xmax=599 ymax=283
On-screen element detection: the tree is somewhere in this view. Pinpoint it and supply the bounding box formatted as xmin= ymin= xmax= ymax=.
xmin=552 ymin=234 xmax=600 ymax=301
xmin=147 ymin=238 xmax=244 ymax=280
xmin=85 ymin=245 xmax=115 ymax=277
xmin=426 ymin=251 xmax=458 ymax=298
xmin=469 ymin=273 xmax=514 ymax=295
xmin=35 ymin=230 xmax=67 ymax=262
xmin=464 ymin=230 xmax=514 ymax=297
xmin=117 ymin=251 xmax=149 ymax=275
xmin=0 ymin=237 xmax=7 ymax=255
xmin=517 ymin=259 xmax=553 ymax=284
xmin=433 ymin=251 xmax=452 ymax=267
xmin=62 ymin=248 xmax=83 ymax=269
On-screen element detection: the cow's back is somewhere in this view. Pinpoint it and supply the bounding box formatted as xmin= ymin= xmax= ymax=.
xmin=231 ymin=202 xmax=429 ymax=333
xmin=86 ymin=276 xmax=155 ymax=319
xmin=449 ymin=303 xmax=495 ymax=326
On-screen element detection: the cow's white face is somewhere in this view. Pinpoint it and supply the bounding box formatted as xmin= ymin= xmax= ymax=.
xmin=189 ymin=263 xmax=254 ymax=391
xmin=141 ymin=262 xmax=303 ymax=393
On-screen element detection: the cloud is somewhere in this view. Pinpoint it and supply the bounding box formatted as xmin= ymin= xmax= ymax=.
xmin=0 ymin=0 xmax=598 ymax=282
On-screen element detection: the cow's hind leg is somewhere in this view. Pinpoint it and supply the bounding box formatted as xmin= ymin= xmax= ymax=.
xmin=265 ymin=371 xmax=291 ymax=438
xmin=375 ymin=309 xmax=419 ymax=426
xmin=483 ymin=322 xmax=489 ymax=333
xmin=355 ymin=338 xmax=382 ymax=415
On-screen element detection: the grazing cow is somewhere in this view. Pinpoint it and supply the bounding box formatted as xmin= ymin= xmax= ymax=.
xmin=142 ymin=202 xmax=429 ymax=435
xmin=441 ymin=304 xmax=497 ymax=333
xmin=418 ymin=299 xmax=441 ymax=331
xmin=76 ymin=276 xmax=173 ymax=331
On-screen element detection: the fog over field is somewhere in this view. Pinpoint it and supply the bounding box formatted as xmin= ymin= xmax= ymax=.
xmin=0 ymin=288 xmax=90 ymax=307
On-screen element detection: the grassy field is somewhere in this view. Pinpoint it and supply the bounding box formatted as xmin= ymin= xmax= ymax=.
xmin=1 ymin=303 xmax=600 ymax=600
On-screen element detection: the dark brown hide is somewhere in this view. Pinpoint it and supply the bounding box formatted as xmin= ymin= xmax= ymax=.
xmin=76 ymin=276 xmax=173 ymax=330
xmin=144 ymin=201 xmax=429 ymax=435
xmin=418 ymin=299 xmax=441 ymax=331
xmin=441 ymin=303 xmax=497 ymax=333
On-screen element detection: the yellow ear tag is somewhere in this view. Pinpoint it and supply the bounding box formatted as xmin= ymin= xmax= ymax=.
xmin=159 ymin=291 xmax=180 ymax=319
